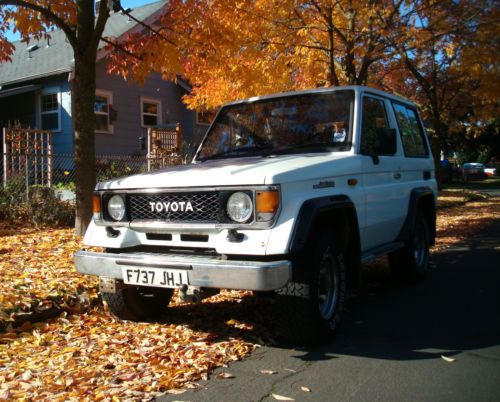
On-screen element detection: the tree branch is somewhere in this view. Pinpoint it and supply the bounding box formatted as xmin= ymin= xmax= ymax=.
xmin=118 ymin=4 xmax=178 ymax=48
xmin=91 ymin=0 xmax=110 ymax=51
xmin=0 ymin=0 xmax=77 ymax=47
xmin=101 ymin=36 xmax=143 ymax=61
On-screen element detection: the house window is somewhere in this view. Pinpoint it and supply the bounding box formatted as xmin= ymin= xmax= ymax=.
xmin=141 ymin=98 xmax=161 ymax=127
xmin=95 ymin=90 xmax=113 ymax=133
xmin=40 ymin=92 xmax=60 ymax=131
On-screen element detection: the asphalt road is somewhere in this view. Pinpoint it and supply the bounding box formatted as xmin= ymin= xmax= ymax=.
xmin=159 ymin=218 xmax=500 ymax=402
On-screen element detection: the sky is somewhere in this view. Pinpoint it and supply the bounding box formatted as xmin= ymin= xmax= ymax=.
xmin=4 ymin=0 xmax=157 ymax=42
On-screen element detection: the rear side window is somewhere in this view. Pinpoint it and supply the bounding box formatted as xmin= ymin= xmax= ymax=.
xmin=392 ymin=103 xmax=429 ymax=157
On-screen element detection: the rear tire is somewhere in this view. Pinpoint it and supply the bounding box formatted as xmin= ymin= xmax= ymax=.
xmin=276 ymin=228 xmax=346 ymax=345
xmin=389 ymin=210 xmax=430 ymax=282
xmin=102 ymin=285 xmax=174 ymax=321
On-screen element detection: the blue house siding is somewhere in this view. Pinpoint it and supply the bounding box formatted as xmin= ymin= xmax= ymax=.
xmin=0 ymin=74 xmax=73 ymax=154
xmin=42 ymin=76 xmax=73 ymax=154
xmin=94 ymin=61 xmax=206 ymax=155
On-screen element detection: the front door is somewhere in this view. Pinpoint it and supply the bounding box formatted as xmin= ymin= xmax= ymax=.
xmin=360 ymin=95 xmax=407 ymax=250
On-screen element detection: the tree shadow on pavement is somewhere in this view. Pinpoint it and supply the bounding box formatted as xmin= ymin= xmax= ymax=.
xmin=157 ymin=218 xmax=500 ymax=364
xmin=297 ymin=218 xmax=500 ymax=362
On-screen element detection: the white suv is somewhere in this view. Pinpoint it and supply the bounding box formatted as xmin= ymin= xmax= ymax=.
xmin=75 ymin=85 xmax=437 ymax=344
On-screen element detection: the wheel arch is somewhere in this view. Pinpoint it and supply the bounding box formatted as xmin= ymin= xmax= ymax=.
xmin=397 ymin=187 xmax=436 ymax=246
xmin=288 ymin=195 xmax=361 ymax=286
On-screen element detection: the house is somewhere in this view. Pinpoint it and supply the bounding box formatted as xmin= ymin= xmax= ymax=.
xmin=0 ymin=0 xmax=208 ymax=156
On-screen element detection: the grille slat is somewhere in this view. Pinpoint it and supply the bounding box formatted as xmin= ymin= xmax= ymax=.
xmin=128 ymin=192 xmax=220 ymax=222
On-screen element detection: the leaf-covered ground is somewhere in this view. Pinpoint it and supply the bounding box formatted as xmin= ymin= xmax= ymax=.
xmin=0 ymin=226 xmax=99 ymax=326
xmin=0 ymin=190 xmax=498 ymax=400
xmin=435 ymin=190 xmax=499 ymax=250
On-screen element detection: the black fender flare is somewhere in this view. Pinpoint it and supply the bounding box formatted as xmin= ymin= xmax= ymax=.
xmin=288 ymin=194 xmax=360 ymax=254
xmin=288 ymin=194 xmax=361 ymax=285
xmin=397 ymin=187 xmax=436 ymax=245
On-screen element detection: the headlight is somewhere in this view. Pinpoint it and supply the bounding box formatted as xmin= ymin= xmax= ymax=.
xmin=227 ymin=192 xmax=253 ymax=223
xmin=107 ymin=195 xmax=126 ymax=221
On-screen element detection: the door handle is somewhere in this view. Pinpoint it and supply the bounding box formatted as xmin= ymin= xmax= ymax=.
xmin=393 ymin=172 xmax=401 ymax=179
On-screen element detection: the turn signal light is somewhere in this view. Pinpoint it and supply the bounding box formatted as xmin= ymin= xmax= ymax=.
xmin=92 ymin=194 xmax=101 ymax=220
xmin=256 ymin=190 xmax=279 ymax=221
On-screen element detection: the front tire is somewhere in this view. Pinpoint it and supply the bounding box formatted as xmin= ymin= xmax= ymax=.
xmin=277 ymin=229 xmax=346 ymax=345
xmin=389 ymin=210 xmax=430 ymax=282
xmin=102 ymin=284 xmax=174 ymax=321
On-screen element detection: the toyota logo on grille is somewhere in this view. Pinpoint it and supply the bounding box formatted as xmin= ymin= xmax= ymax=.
xmin=149 ymin=201 xmax=194 ymax=213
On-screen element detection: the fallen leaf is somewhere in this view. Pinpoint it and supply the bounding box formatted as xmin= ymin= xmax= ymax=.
xmin=166 ymin=389 xmax=187 ymax=395
xmin=271 ymin=394 xmax=295 ymax=401
xmin=21 ymin=371 xmax=32 ymax=381
xmin=216 ymin=372 xmax=235 ymax=379
xmin=301 ymin=386 xmax=311 ymax=392
xmin=260 ymin=369 xmax=277 ymax=375
xmin=441 ymin=355 xmax=456 ymax=363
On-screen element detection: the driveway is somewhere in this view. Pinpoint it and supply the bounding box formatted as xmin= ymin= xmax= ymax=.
xmin=159 ymin=219 xmax=500 ymax=402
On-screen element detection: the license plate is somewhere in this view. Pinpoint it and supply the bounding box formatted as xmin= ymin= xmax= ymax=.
xmin=121 ymin=266 xmax=189 ymax=288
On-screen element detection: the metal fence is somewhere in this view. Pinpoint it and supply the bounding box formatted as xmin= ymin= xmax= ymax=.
xmin=0 ymin=151 xmax=196 ymax=203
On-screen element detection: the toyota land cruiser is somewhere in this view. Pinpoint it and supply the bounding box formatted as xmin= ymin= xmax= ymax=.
xmin=75 ymin=85 xmax=437 ymax=344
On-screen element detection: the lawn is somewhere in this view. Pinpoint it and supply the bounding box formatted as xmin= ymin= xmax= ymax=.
xmin=0 ymin=189 xmax=499 ymax=400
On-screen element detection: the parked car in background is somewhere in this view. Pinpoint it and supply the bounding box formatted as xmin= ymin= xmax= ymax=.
xmin=484 ymin=166 xmax=497 ymax=177
xmin=462 ymin=163 xmax=485 ymax=180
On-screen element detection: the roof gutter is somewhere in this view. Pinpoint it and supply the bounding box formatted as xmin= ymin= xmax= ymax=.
xmin=0 ymin=67 xmax=73 ymax=87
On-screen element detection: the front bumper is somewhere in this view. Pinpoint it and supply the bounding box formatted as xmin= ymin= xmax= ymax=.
xmin=74 ymin=250 xmax=291 ymax=291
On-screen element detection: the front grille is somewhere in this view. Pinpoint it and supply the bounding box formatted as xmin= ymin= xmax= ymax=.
xmin=128 ymin=192 xmax=221 ymax=222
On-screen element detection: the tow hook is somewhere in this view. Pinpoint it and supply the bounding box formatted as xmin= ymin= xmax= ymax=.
xmin=179 ymin=285 xmax=220 ymax=303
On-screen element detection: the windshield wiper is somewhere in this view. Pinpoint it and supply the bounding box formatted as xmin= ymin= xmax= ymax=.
xmin=262 ymin=142 xmax=341 ymax=157
xmin=197 ymin=145 xmax=271 ymax=162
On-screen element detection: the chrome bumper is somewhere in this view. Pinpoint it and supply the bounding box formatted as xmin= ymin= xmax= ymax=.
xmin=74 ymin=250 xmax=291 ymax=291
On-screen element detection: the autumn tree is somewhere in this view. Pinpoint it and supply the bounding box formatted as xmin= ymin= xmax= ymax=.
xmin=109 ymin=0 xmax=406 ymax=109
xmin=0 ymin=0 xmax=113 ymax=235
xmin=106 ymin=0 xmax=499 ymax=189
xmin=380 ymin=0 xmax=499 ymax=182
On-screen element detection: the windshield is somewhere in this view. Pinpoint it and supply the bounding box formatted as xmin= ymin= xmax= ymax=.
xmin=195 ymin=90 xmax=354 ymax=161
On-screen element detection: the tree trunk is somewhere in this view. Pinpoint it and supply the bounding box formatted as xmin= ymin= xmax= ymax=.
xmin=73 ymin=54 xmax=97 ymax=236
xmin=430 ymin=113 xmax=447 ymax=190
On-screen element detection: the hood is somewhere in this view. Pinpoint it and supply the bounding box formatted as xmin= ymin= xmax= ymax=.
xmin=96 ymin=152 xmax=355 ymax=190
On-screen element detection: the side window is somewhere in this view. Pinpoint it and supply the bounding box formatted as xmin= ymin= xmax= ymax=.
xmin=393 ymin=103 xmax=428 ymax=157
xmin=95 ymin=90 xmax=113 ymax=133
xmin=141 ymin=98 xmax=162 ymax=127
xmin=360 ymin=96 xmax=391 ymax=155
xmin=40 ymin=92 xmax=60 ymax=131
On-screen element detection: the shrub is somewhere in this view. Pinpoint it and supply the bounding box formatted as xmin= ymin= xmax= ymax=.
xmin=0 ymin=183 xmax=74 ymax=227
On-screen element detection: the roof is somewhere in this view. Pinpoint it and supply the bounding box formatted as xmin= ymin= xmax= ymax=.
xmin=224 ymin=85 xmax=416 ymax=108
xmin=0 ymin=1 xmax=167 ymax=87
